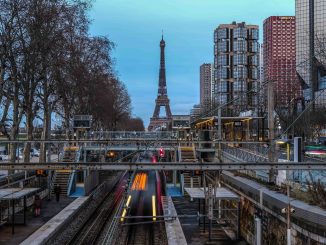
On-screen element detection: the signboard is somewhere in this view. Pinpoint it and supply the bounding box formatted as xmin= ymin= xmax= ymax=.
xmin=73 ymin=115 xmax=92 ymax=129
xmin=234 ymin=121 xmax=242 ymax=127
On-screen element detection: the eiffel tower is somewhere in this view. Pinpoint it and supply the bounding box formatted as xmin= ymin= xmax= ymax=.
xmin=148 ymin=35 xmax=172 ymax=131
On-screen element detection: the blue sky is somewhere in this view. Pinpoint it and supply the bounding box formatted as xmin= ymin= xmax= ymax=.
xmin=89 ymin=0 xmax=294 ymax=126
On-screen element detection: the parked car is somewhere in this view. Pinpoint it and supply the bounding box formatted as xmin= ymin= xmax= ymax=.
xmin=0 ymin=155 xmax=9 ymax=161
xmin=30 ymin=148 xmax=40 ymax=157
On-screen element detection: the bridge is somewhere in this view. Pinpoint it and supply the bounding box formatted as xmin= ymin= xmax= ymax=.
xmin=0 ymin=161 xmax=324 ymax=171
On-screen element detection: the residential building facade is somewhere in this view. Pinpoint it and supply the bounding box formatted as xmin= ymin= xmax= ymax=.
xmin=190 ymin=104 xmax=201 ymax=122
xmin=214 ymin=22 xmax=260 ymax=116
xmin=263 ymin=16 xmax=302 ymax=108
xmin=200 ymin=63 xmax=214 ymax=115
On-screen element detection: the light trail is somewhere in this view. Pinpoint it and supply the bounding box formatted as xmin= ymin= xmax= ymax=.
xmin=131 ymin=173 xmax=147 ymax=191
xmin=121 ymin=195 xmax=132 ymax=222
xmin=152 ymin=195 xmax=156 ymax=221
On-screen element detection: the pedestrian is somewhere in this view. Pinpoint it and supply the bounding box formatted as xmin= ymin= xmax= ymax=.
xmin=33 ymin=195 xmax=42 ymax=216
xmin=54 ymin=184 xmax=61 ymax=202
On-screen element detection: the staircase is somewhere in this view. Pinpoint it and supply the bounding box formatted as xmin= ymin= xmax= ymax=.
xmin=52 ymin=171 xmax=71 ymax=196
xmin=52 ymin=147 xmax=78 ymax=196
xmin=179 ymin=146 xmax=197 ymax=162
xmin=179 ymin=146 xmax=201 ymax=188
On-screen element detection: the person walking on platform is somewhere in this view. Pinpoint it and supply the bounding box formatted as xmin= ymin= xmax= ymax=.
xmin=54 ymin=184 xmax=61 ymax=202
xmin=34 ymin=195 xmax=42 ymax=216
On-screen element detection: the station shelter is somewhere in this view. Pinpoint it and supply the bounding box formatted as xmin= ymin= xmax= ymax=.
xmin=193 ymin=116 xmax=266 ymax=143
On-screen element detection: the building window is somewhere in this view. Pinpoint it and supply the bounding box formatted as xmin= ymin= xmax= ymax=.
xmin=218 ymin=55 xmax=228 ymax=66
xmin=234 ymin=54 xmax=247 ymax=65
xmin=217 ymin=67 xmax=228 ymax=79
xmin=219 ymin=94 xmax=228 ymax=104
xmin=249 ymin=29 xmax=259 ymax=40
xmin=234 ymin=40 xmax=247 ymax=52
xmin=217 ymin=28 xmax=227 ymax=39
xmin=249 ymin=41 xmax=259 ymax=52
xmin=234 ymin=27 xmax=247 ymax=38
xmin=218 ymin=40 xmax=228 ymax=52
xmin=218 ymin=81 xmax=228 ymax=92
xmin=249 ymin=55 xmax=259 ymax=66
xmin=251 ymin=67 xmax=258 ymax=79
xmin=233 ymin=80 xmax=247 ymax=92
xmin=233 ymin=66 xmax=248 ymax=79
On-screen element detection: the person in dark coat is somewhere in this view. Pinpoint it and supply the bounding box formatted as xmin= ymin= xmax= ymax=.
xmin=54 ymin=184 xmax=61 ymax=202
xmin=34 ymin=195 xmax=42 ymax=216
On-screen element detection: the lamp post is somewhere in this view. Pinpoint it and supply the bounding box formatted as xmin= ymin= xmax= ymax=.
xmin=281 ymin=182 xmax=295 ymax=245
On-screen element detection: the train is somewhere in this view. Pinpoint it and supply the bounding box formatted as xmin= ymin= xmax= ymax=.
xmin=304 ymin=145 xmax=326 ymax=158
xmin=121 ymin=151 xmax=164 ymax=223
xmin=222 ymin=171 xmax=326 ymax=238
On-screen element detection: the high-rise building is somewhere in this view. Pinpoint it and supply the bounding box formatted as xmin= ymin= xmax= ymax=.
xmin=296 ymin=0 xmax=326 ymax=106
xmin=214 ymin=22 xmax=259 ymax=116
xmin=190 ymin=104 xmax=201 ymax=122
xmin=263 ymin=16 xmax=302 ymax=108
xmin=200 ymin=63 xmax=214 ymax=115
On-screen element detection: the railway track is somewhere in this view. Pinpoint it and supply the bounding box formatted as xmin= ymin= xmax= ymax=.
xmin=67 ymin=171 xmax=127 ymax=245
xmin=115 ymin=222 xmax=166 ymax=245
xmin=126 ymin=224 xmax=154 ymax=245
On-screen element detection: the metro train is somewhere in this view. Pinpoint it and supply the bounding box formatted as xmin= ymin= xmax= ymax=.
xmin=120 ymin=151 xmax=163 ymax=223
xmin=222 ymin=171 xmax=326 ymax=237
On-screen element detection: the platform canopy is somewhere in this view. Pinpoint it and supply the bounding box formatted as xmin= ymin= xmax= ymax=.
xmin=185 ymin=187 xmax=239 ymax=201
xmin=0 ymin=188 xmax=39 ymax=200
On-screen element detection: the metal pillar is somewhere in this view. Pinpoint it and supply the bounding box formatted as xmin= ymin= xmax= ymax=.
xmin=173 ymin=170 xmax=177 ymax=187
xmin=294 ymin=137 xmax=302 ymax=183
xmin=287 ymin=184 xmax=291 ymax=245
xmin=11 ymin=199 xmax=15 ymax=234
xmin=190 ymin=177 xmax=193 ymax=201
xmin=23 ymin=197 xmax=26 ymax=225
xmin=218 ymin=107 xmax=222 ymax=140
xmin=267 ymin=81 xmax=276 ymax=183
xmin=203 ymin=198 xmax=206 ymax=233
xmin=255 ymin=217 xmax=262 ymax=245
xmin=208 ymin=184 xmax=213 ymax=241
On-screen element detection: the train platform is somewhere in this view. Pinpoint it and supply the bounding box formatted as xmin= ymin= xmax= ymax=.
xmin=172 ymin=196 xmax=246 ymax=245
xmin=0 ymin=196 xmax=75 ymax=245
xmin=162 ymin=196 xmax=187 ymax=245
xmin=21 ymin=196 xmax=89 ymax=245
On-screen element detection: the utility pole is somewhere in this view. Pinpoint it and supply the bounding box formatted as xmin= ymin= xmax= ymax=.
xmin=217 ymin=107 xmax=222 ymax=163
xmin=267 ymin=81 xmax=276 ymax=183
xmin=208 ymin=184 xmax=213 ymax=241
xmin=287 ymin=184 xmax=291 ymax=245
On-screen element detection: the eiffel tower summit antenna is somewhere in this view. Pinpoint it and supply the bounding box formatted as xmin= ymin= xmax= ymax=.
xmin=148 ymin=34 xmax=172 ymax=131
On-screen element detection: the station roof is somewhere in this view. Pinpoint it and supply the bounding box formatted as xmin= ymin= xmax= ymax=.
xmin=193 ymin=116 xmax=264 ymax=127
xmin=0 ymin=188 xmax=39 ymax=200
xmin=185 ymin=187 xmax=239 ymax=201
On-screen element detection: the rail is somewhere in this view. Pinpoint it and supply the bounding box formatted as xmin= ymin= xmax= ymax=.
xmin=0 ymin=161 xmax=325 ymax=171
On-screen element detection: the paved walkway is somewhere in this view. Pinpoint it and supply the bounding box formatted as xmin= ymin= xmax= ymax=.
xmin=0 ymin=196 xmax=75 ymax=245
xmin=172 ymin=197 xmax=247 ymax=245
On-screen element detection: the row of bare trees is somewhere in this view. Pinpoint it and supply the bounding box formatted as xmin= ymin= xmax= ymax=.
xmin=0 ymin=0 xmax=144 ymax=163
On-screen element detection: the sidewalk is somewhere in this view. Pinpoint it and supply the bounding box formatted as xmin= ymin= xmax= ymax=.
xmin=0 ymin=196 xmax=75 ymax=245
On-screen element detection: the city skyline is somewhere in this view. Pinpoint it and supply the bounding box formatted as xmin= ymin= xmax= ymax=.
xmin=89 ymin=0 xmax=295 ymax=125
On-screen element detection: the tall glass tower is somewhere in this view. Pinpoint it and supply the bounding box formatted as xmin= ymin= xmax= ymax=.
xmin=296 ymin=0 xmax=326 ymax=106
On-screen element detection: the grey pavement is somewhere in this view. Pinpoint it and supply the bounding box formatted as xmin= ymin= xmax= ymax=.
xmin=0 ymin=196 xmax=75 ymax=245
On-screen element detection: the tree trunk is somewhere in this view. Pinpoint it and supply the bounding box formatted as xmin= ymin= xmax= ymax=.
xmin=23 ymin=105 xmax=33 ymax=163
xmin=40 ymin=88 xmax=49 ymax=163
